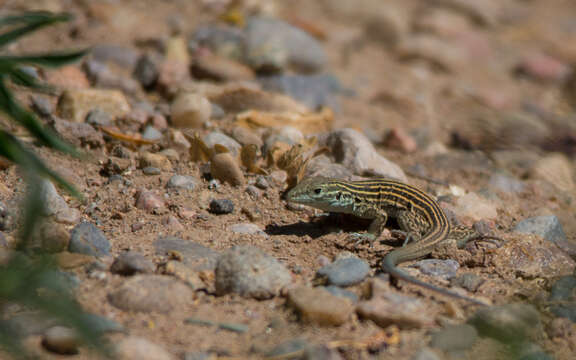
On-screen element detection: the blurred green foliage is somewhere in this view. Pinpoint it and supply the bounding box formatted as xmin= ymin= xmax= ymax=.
xmin=0 ymin=11 xmax=108 ymax=358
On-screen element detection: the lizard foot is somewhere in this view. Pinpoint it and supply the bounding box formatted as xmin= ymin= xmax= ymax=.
xmin=349 ymin=232 xmax=377 ymax=248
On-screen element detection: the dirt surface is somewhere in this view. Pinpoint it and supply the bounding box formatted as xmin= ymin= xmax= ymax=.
xmin=2 ymin=0 xmax=576 ymax=359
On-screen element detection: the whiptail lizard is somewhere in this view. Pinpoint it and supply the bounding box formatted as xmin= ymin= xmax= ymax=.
xmin=286 ymin=176 xmax=496 ymax=306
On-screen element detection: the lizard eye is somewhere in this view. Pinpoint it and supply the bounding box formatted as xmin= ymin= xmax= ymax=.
xmin=314 ymin=188 xmax=322 ymax=194
xmin=336 ymin=192 xmax=342 ymax=200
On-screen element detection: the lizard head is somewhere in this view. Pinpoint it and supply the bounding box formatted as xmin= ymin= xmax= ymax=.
xmin=285 ymin=177 xmax=355 ymax=212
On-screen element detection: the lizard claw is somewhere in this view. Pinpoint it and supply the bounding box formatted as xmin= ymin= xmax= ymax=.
xmin=349 ymin=232 xmax=377 ymax=247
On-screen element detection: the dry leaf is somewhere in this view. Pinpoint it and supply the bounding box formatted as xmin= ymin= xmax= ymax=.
xmin=184 ymin=131 xmax=213 ymax=162
xmin=241 ymin=144 xmax=268 ymax=175
xmin=236 ymin=108 xmax=333 ymax=134
xmin=100 ymin=126 xmax=155 ymax=145
xmin=275 ymin=137 xmax=321 ymax=187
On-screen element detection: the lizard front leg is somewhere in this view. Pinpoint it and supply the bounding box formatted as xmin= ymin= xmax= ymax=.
xmin=350 ymin=207 xmax=388 ymax=247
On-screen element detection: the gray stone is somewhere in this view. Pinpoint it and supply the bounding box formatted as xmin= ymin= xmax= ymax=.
xmin=31 ymin=96 xmax=54 ymax=118
xmin=42 ymin=326 xmax=79 ymax=355
xmin=450 ymin=273 xmax=485 ymax=292
xmin=429 ymin=324 xmax=478 ymax=351
xmin=85 ymin=108 xmax=113 ymax=127
xmin=286 ymin=286 xmax=354 ymax=326
xmin=133 ymin=54 xmax=159 ymax=89
xmin=468 ymin=303 xmax=541 ymax=343
xmin=155 ymin=237 xmax=219 ymax=271
xmin=69 ymin=222 xmax=111 ymax=257
xmin=115 ymin=336 xmax=174 ymax=360
xmin=228 ymin=223 xmax=267 ymax=237
xmin=412 ymin=348 xmax=442 ymax=360
xmin=514 ymin=216 xmax=567 ymax=245
xmin=325 ymin=129 xmax=407 ymax=181
xmin=413 ymin=259 xmax=459 ymax=280
xmin=142 ymin=167 xmax=161 ymax=175
xmin=549 ymin=276 xmax=576 ymax=322
xmin=91 ymin=44 xmax=139 ymax=69
xmin=259 ymin=74 xmax=343 ymax=110
xmin=40 ymin=179 xmax=81 ymax=224
xmin=142 ymin=125 xmax=163 ymax=141
xmin=189 ymin=25 xmax=245 ymax=61
xmin=316 ymin=257 xmax=370 ymax=287
xmin=110 ymin=252 xmax=155 ymax=276
xmin=321 ymin=285 xmax=359 ymax=303
xmin=203 ymin=132 xmax=241 ymax=155
xmin=209 ymin=199 xmax=234 ymax=214
xmin=166 ymin=175 xmax=197 ymax=191
xmin=108 ymin=275 xmax=194 ymax=313
xmin=215 ymin=246 xmax=292 ymax=299
xmin=244 ymin=17 xmax=326 ymax=73
xmin=266 ymin=338 xmax=309 ymax=358
xmin=488 ymin=173 xmax=526 ymax=194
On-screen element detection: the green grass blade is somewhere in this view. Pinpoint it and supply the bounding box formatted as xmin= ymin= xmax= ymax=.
xmin=0 ymin=12 xmax=72 ymax=48
xmin=0 ymin=49 xmax=89 ymax=68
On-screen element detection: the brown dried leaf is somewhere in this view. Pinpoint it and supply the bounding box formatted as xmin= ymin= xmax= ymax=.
xmin=276 ymin=137 xmax=319 ymax=187
xmin=236 ymin=108 xmax=333 ymax=134
xmin=213 ymin=144 xmax=230 ymax=154
xmin=241 ymin=144 xmax=268 ymax=175
xmin=184 ymin=131 xmax=213 ymax=162
xmin=100 ymin=126 xmax=156 ymax=145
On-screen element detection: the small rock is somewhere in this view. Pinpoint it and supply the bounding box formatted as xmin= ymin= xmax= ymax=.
xmin=51 ymin=118 xmax=105 ymax=149
xmin=108 ymin=275 xmax=194 ymax=313
xmin=488 ymin=173 xmax=526 ymax=194
xmin=450 ymin=273 xmax=485 ymax=292
xmin=29 ymin=220 xmax=70 ymax=253
xmin=155 ymin=237 xmax=220 ymax=270
xmin=210 ymin=152 xmax=246 ymax=186
xmin=157 ymin=59 xmax=190 ymax=96
xmin=530 ymin=154 xmax=575 ymax=192
xmin=259 ymin=74 xmax=342 ymax=110
xmin=325 ymin=128 xmax=406 ymax=180
xmin=264 ymin=126 xmax=303 ymax=150
xmin=215 ymin=246 xmax=292 ymax=299
xmin=413 ymin=259 xmax=459 ymax=280
xmin=115 ymin=336 xmax=175 ymax=360
xmin=493 ymin=227 xmax=575 ymax=278
xmin=166 ymin=175 xmax=197 ymax=191
xmin=231 ymin=126 xmax=263 ymax=147
xmin=382 ymin=127 xmax=418 ymax=153
xmin=162 ymin=215 xmax=184 ymax=231
xmin=549 ymin=276 xmax=576 ymax=322
xmin=142 ymin=167 xmax=161 ymax=175
xmin=57 ymin=88 xmax=130 ymax=123
xmin=39 ymin=179 xmax=81 ymax=224
xmin=412 ymin=348 xmax=443 ymax=360
xmin=86 ymin=60 xmax=141 ymax=96
xmin=85 ymin=108 xmax=113 ymax=127
xmin=316 ymin=257 xmax=370 ymax=287
xmin=91 ymin=44 xmax=139 ymax=69
xmin=429 ymin=324 xmax=478 ymax=352
xmin=138 ymin=152 xmax=171 ymax=171
xmin=135 ymin=190 xmax=165 ymax=213
xmin=356 ymin=279 xmax=435 ymax=329
xmin=163 ymin=261 xmax=205 ymax=289
xmin=228 ymin=223 xmax=266 ymax=236
xmin=141 ymin=125 xmax=163 ymax=141
xmin=170 ymin=92 xmax=212 ymax=129
xmin=244 ymin=17 xmax=326 ymax=73
xmin=31 ymin=96 xmax=54 ymax=118
xmin=516 ymin=53 xmax=571 ymax=83
xmin=133 ymin=54 xmax=159 ymax=89
xmin=210 ymin=86 xmax=308 ymax=114
xmin=203 ymin=132 xmax=241 ymax=155
xmin=209 ymin=199 xmax=234 ymax=215
xmin=321 ymin=285 xmax=359 ymax=303
xmin=110 ymin=252 xmax=155 ymax=276
xmin=266 ymin=338 xmax=310 ymax=358
xmin=468 ymin=303 xmax=540 ymax=343
xmin=101 ymin=157 xmax=131 ymax=177
xmin=514 ymin=216 xmax=567 ymax=245
xmin=42 ymin=326 xmax=79 ymax=355
xmin=69 ymin=222 xmax=111 ymax=257
xmin=255 ymin=176 xmax=270 ymax=189
xmin=453 ymin=192 xmax=498 ymax=221
xmin=287 ymin=286 xmax=354 ymax=326
xmin=304 ymin=155 xmax=354 ymax=179
xmin=192 ymin=50 xmax=254 ymax=81
xmin=245 ymin=185 xmax=261 ymax=200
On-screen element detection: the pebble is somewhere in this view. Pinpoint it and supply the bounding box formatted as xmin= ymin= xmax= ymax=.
xmin=382 ymin=127 xmax=418 ymax=153
xmin=142 ymin=167 xmax=161 ymax=175
xmin=266 ymin=338 xmax=310 ymax=358
xmin=163 ymin=260 xmax=205 ymax=290
xmin=51 ymin=118 xmax=106 ymax=149
xmin=115 ymin=336 xmax=175 ymax=360
xmin=85 ymin=108 xmax=113 ymax=127
xmin=91 ymin=44 xmax=139 ymax=69
xmin=87 ymin=60 xmax=141 ymax=96
xmin=110 ymin=252 xmax=155 ymax=276
xmin=108 ymin=275 xmax=194 ymax=313
xmin=429 ymin=324 xmax=478 ymax=352
xmin=69 ymin=222 xmax=111 ymax=257
xmin=259 ymin=74 xmax=342 ymax=110
xmin=135 ymin=190 xmax=165 ymax=213
xmin=228 ymin=223 xmax=267 ymax=237
xmin=192 ymin=50 xmax=254 ymax=82
xmin=450 ymin=273 xmax=485 ymax=292
xmin=133 ymin=54 xmax=159 ymax=89
xmin=453 ymin=192 xmax=498 ymax=221
xmin=31 ymin=96 xmax=54 ymax=118
xmin=189 ymin=24 xmax=245 ymax=60
xmin=304 ymin=155 xmax=354 ymax=179
xmin=157 ymin=58 xmax=190 ymax=96
xmin=492 ymin=228 xmax=575 ymax=278
xmin=412 ymin=348 xmax=442 ymax=360
xmin=170 ymin=92 xmax=212 ymax=129
xmin=231 ymin=126 xmax=264 ymax=147
xmin=488 ymin=173 xmax=526 ymax=194
xmin=57 ymin=88 xmax=131 ymax=123
xmin=286 ymin=286 xmax=354 ymax=326
xmin=468 ymin=303 xmax=540 ymax=343
xmin=245 ymin=185 xmax=261 ymax=200
xmin=39 ymin=179 xmax=81 ymax=224
xmin=215 ymin=246 xmax=292 ymax=299
xmin=162 ymin=215 xmax=184 ymax=231
xmin=516 ymin=53 xmax=571 ymax=83
xmin=321 ymin=285 xmax=359 ymax=303
xmin=42 ymin=326 xmax=79 ymax=355
xmin=356 ymin=279 xmax=435 ymax=329
xmin=29 ymin=220 xmax=70 ymax=253
xmin=141 ymin=125 xmax=163 ymax=141
xmin=209 ymin=199 xmax=234 ymax=214
xmin=101 ymin=157 xmax=131 ymax=177
xmin=203 ymin=132 xmax=242 ymax=155
xmin=210 ymin=86 xmax=308 ymax=114
xmin=413 ymin=259 xmax=459 ymax=280
xmin=316 ymin=256 xmax=370 ymax=287
xmin=166 ymin=175 xmax=197 ymax=191
xmin=210 ymin=152 xmax=246 ymax=186
xmin=244 ymin=17 xmax=326 ymax=73
xmin=530 ymin=154 xmax=575 ymax=192
xmin=264 ymin=126 xmax=304 ymax=150
xmin=549 ymin=276 xmax=576 ymax=322
xmin=254 ymin=176 xmax=270 ymax=189
xmin=513 ymin=216 xmax=567 ymax=245
xmin=325 ymin=128 xmax=407 ymax=181
xmin=155 ymin=237 xmax=220 ymax=271
xmin=138 ymin=152 xmax=171 ymax=171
